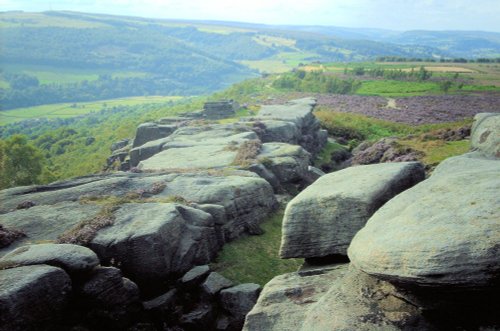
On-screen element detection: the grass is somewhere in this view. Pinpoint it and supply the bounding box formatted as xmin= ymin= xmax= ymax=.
xmin=313 ymin=141 xmax=349 ymax=168
xmin=356 ymin=80 xmax=441 ymax=97
xmin=211 ymin=210 xmax=303 ymax=285
xmin=399 ymin=139 xmax=471 ymax=165
xmin=240 ymin=51 xmax=320 ymax=73
xmin=0 ymin=96 xmax=183 ymax=126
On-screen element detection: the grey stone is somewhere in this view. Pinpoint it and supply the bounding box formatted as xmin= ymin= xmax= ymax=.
xmin=132 ymin=122 xmax=177 ymax=148
xmin=129 ymin=137 xmax=171 ymax=167
xmin=471 ymin=113 xmax=500 ymax=158
xmin=79 ymin=266 xmax=141 ymax=328
xmin=220 ymin=283 xmax=261 ymax=318
xmin=280 ymin=162 xmax=425 ymax=259
xmin=0 ymin=202 xmax=102 ymax=255
xmin=181 ymin=265 xmax=211 ymax=287
xmin=90 ymin=203 xmax=219 ymax=284
xmin=143 ymin=289 xmax=177 ymax=312
xmin=243 ymin=265 xmax=345 ymax=331
xmin=0 ymin=265 xmax=72 ymax=331
xmin=348 ymin=153 xmax=500 ymax=288
xmin=0 ymin=243 xmax=99 ymax=274
xmin=301 ymin=265 xmax=430 ymax=331
xmin=202 ymin=272 xmax=234 ymax=296
xmin=180 ymin=304 xmax=215 ymax=331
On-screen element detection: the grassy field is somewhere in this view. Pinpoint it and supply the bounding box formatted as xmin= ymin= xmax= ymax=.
xmin=0 ymin=96 xmax=183 ymax=125
xmin=356 ymin=80 xmax=441 ymax=96
xmin=211 ymin=210 xmax=303 ymax=285
xmin=241 ymin=51 xmax=320 ymax=73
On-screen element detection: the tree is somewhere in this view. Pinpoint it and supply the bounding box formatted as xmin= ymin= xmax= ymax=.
xmin=0 ymin=135 xmax=45 ymax=189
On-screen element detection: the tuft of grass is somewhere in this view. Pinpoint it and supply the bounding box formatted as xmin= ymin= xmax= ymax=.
xmin=398 ymin=139 xmax=470 ymax=166
xmin=313 ymin=141 xmax=349 ymax=169
xmin=232 ymin=139 xmax=262 ymax=166
xmin=211 ymin=210 xmax=303 ymax=286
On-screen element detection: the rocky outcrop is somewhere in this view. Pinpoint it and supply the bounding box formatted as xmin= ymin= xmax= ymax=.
xmin=132 ymin=122 xmax=178 ymax=148
xmin=0 ymin=265 xmax=72 ymax=331
xmin=0 ymin=243 xmax=99 ymax=274
xmin=471 ymin=112 xmax=499 ymax=158
xmin=348 ymin=153 xmax=500 ymax=288
xmin=280 ymin=162 xmax=425 ymax=259
xmin=351 ymin=137 xmax=423 ymax=165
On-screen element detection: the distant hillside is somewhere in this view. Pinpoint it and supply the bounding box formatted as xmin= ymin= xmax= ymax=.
xmin=1 ymin=10 xmax=500 ymax=110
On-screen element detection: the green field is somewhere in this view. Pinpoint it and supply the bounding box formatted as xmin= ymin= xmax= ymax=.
xmin=240 ymin=51 xmax=320 ymax=73
xmin=0 ymin=96 xmax=183 ymax=125
xmin=356 ymin=80 xmax=441 ymax=96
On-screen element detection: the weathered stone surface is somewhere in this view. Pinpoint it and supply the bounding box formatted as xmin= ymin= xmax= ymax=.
xmin=471 ymin=113 xmax=500 ymax=158
xmin=79 ymin=266 xmax=141 ymax=328
xmin=143 ymin=289 xmax=177 ymax=312
xmin=180 ymin=304 xmax=214 ymax=331
xmin=0 ymin=202 xmax=102 ymax=255
xmin=90 ymin=203 xmax=219 ymax=284
xmin=280 ymin=162 xmax=425 ymax=259
xmin=132 ymin=122 xmax=177 ymax=148
xmin=220 ymin=283 xmax=261 ymax=320
xmin=301 ymin=265 xmax=430 ymax=331
xmin=129 ymin=136 xmax=171 ymax=167
xmin=352 ymin=137 xmax=423 ymax=165
xmin=243 ymin=265 xmax=346 ymax=331
xmin=181 ymin=265 xmax=211 ymax=287
xmin=201 ymin=272 xmax=234 ymax=296
xmin=0 ymin=243 xmax=99 ymax=274
xmin=348 ymin=153 xmax=500 ymax=288
xmin=0 ymin=265 xmax=72 ymax=331
xmin=254 ymin=120 xmax=300 ymax=144
xmin=0 ymin=172 xmax=276 ymax=245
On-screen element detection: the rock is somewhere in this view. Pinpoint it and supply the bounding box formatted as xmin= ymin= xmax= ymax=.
xmin=0 ymin=265 xmax=72 ymax=331
xmin=0 ymin=243 xmax=99 ymax=274
xmin=143 ymin=289 xmax=177 ymax=313
xmin=352 ymin=137 xmax=423 ymax=165
xmin=111 ymin=138 xmax=130 ymax=152
xmin=280 ymin=162 xmax=425 ymax=259
xmin=90 ymin=203 xmax=219 ymax=285
xmin=0 ymin=224 xmax=25 ymax=249
xmin=79 ymin=266 xmax=141 ymax=329
xmin=132 ymin=122 xmax=177 ymax=148
xmin=348 ymin=153 xmax=500 ymax=288
xmin=471 ymin=113 xmax=499 ymax=158
xmin=301 ymin=265 xmax=431 ymax=331
xmin=0 ymin=202 xmax=102 ymax=255
xmin=253 ymin=120 xmax=300 ymax=144
xmin=129 ymin=137 xmax=171 ymax=167
xmin=201 ymin=272 xmax=234 ymax=297
xmin=0 ymin=172 xmax=276 ymax=245
xmin=179 ymin=304 xmax=214 ymax=331
xmin=219 ymin=283 xmax=261 ymax=328
xmin=181 ymin=265 xmax=211 ymax=288
xmin=243 ymin=265 xmax=346 ymax=331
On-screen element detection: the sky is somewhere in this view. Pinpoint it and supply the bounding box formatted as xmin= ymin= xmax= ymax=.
xmin=2 ymin=0 xmax=500 ymax=32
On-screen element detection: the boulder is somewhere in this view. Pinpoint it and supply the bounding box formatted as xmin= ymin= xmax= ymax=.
xmin=201 ymin=272 xmax=234 ymax=297
xmin=181 ymin=265 xmax=211 ymax=288
xmin=179 ymin=304 xmax=215 ymax=331
xmin=301 ymin=265 xmax=430 ymax=331
xmin=90 ymin=203 xmax=219 ymax=284
xmin=129 ymin=137 xmax=171 ymax=167
xmin=0 ymin=243 xmax=99 ymax=274
xmin=132 ymin=122 xmax=177 ymax=148
xmin=143 ymin=289 xmax=177 ymax=312
xmin=79 ymin=266 xmax=141 ymax=329
xmin=280 ymin=162 xmax=425 ymax=259
xmin=471 ymin=113 xmax=499 ymax=158
xmin=0 ymin=265 xmax=72 ymax=331
xmin=219 ymin=283 xmax=261 ymax=329
xmin=243 ymin=265 xmax=346 ymax=331
xmin=352 ymin=138 xmax=423 ymax=165
xmin=348 ymin=153 xmax=500 ymax=288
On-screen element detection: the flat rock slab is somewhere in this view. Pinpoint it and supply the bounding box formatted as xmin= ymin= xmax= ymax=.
xmin=257 ymin=97 xmax=317 ymax=128
xmin=90 ymin=203 xmax=219 ymax=284
xmin=348 ymin=153 xmax=500 ymax=287
xmin=471 ymin=113 xmax=499 ymax=158
xmin=0 ymin=202 xmax=102 ymax=255
xmin=0 ymin=265 xmax=72 ymax=331
xmin=0 ymin=243 xmax=99 ymax=274
xmin=243 ymin=265 xmax=347 ymax=331
xmin=280 ymin=162 xmax=425 ymax=258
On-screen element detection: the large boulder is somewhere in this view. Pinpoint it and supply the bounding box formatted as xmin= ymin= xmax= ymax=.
xmin=90 ymin=203 xmax=219 ymax=284
xmin=348 ymin=153 xmax=500 ymax=288
xmin=219 ymin=283 xmax=261 ymax=330
xmin=243 ymin=265 xmax=347 ymax=331
xmin=201 ymin=272 xmax=234 ymax=297
xmin=301 ymin=265 xmax=430 ymax=331
xmin=471 ymin=113 xmax=499 ymax=158
xmin=0 ymin=243 xmax=99 ymax=274
xmin=0 ymin=265 xmax=72 ymax=331
xmin=280 ymin=162 xmax=425 ymax=259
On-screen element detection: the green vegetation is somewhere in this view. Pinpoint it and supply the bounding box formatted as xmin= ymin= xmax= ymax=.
xmin=273 ymin=70 xmax=360 ymax=94
xmin=0 ymin=96 xmax=183 ymax=125
xmin=399 ymin=139 xmax=471 ymax=165
xmin=0 ymin=135 xmax=46 ymax=189
xmin=356 ymin=80 xmax=440 ymax=96
xmin=211 ymin=210 xmax=303 ymax=285
xmin=313 ymin=141 xmax=350 ymax=169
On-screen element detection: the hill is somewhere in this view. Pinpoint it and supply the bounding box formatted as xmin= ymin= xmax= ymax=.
xmin=3 ymin=10 xmax=500 ymax=110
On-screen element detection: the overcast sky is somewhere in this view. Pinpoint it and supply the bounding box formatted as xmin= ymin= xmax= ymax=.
xmin=2 ymin=0 xmax=500 ymax=32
